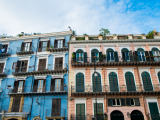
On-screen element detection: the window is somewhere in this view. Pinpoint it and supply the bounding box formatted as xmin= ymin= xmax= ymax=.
xmin=13 ymin=80 xmax=25 ymax=93
xmin=76 ymin=104 xmax=85 ymax=116
xmin=18 ymin=81 xmax=24 ymax=93
xmin=152 ymin=47 xmax=160 ymax=61
xmin=11 ymin=97 xmax=21 ymax=112
xmin=92 ymin=72 xmax=102 ymax=92
xmin=76 ymin=73 xmax=84 ymax=92
xmin=0 ymin=63 xmax=4 ymax=73
xmin=57 ymin=40 xmax=63 ymax=48
xmin=126 ymin=98 xmax=140 ymax=106
xmin=55 ymin=79 xmax=61 ymax=91
xmin=107 ymin=48 xmax=114 ymax=62
xmin=0 ymin=44 xmax=8 ymax=53
xmin=38 ymin=40 xmax=50 ymax=52
xmin=42 ymin=41 xmax=47 ymax=51
xmin=21 ymin=42 xmax=31 ymax=52
xmin=24 ymin=43 xmax=30 ymax=51
xmin=130 ymin=99 xmax=135 ymax=106
xmin=12 ymin=62 xmax=17 ymax=69
xmin=50 ymin=78 xmax=64 ymax=92
xmin=54 ymin=57 xmax=63 ymax=70
xmin=112 ymin=99 xmax=121 ymax=106
xmin=38 ymin=59 xmax=46 ymax=71
xmin=125 ymin=72 xmax=136 ymax=92
xmin=91 ymin=49 xmax=99 ymax=62
xmin=54 ymin=39 xmax=65 ymax=48
xmin=76 ymin=49 xmax=84 ymax=62
xmin=121 ymin=48 xmax=130 ymax=62
xmin=141 ymin=72 xmax=153 ymax=91
xmin=52 ymin=99 xmax=61 ymax=116
xmin=15 ymin=61 xmax=28 ymax=73
xmin=137 ymin=48 xmax=145 ymax=61
xmin=109 ymin=72 xmax=119 ymax=92
xmin=37 ymin=80 xmax=44 ymax=92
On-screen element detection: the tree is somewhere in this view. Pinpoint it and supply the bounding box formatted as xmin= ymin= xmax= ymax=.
xmin=99 ymin=28 xmax=110 ymax=36
xmin=146 ymin=31 xmax=155 ymax=39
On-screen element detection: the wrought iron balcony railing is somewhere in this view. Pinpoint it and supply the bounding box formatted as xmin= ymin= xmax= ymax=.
xmin=0 ymin=105 xmax=31 ymax=113
xmin=46 ymin=109 xmax=65 ymax=117
xmin=8 ymin=84 xmax=67 ymax=95
xmin=0 ymin=68 xmax=9 ymax=78
xmin=12 ymin=64 xmax=67 ymax=76
xmin=71 ymin=84 xmax=160 ymax=93
xmin=0 ymin=48 xmax=12 ymax=58
xmin=70 ymin=114 xmax=106 ymax=120
xmin=16 ymin=46 xmax=35 ymax=55
xmin=49 ymin=44 xmax=69 ymax=52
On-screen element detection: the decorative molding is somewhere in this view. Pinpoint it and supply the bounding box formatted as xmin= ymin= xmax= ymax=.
xmin=0 ymin=58 xmax=8 ymax=62
xmin=118 ymin=44 xmax=131 ymax=47
xmin=73 ymin=45 xmax=86 ymax=48
xmin=34 ymin=75 xmax=47 ymax=79
xmin=36 ymin=55 xmax=49 ymax=58
xmin=23 ymin=39 xmax=32 ymax=42
xmin=88 ymin=45 xmax=101 ymax=47
xmin=51 ymin=74 xmax=65 ymax=78
xmin=1 ymin=42 xmax=10 ymax=44
xmin=16 ymin=77 xmax=27 ymax=81
xmin=138 ymin=67 xmax=151 ymax=69
xmin=73 ymin=68 xmax=87 ymax=70
xmin=52 ymin=53 xmax=66 ymax=56
xmin=103 ymin=45 xmax=116 ymax=47
xmin=121 ymin=67 xmax=135 ymax=70
xmin=56 ymin=37 xmax=65 ymax=39
xmin=18 ymin=56 xmax=31 ymax=61
xmin=40 ymin=38 xmax=50 ymax=41
xmin=89 ymin=68 xmax=102 ymax=70
xmin=154 ymin=67 xmax=160 ymax=69
xmin=106 ymin=68 xmax=119 ymax=70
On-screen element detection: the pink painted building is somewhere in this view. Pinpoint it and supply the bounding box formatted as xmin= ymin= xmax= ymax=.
xmin=68 ymin=31 xmax=160 ymax=120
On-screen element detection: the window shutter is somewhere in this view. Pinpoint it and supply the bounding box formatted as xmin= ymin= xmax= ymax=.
xmin=22 ymin=60 xmax=28 ymax=72
xmin=29 ymin=42 xmax=32 ymax=50
xmin=42 ymin=79 xmax=46 ymax=92
xmin=84 ymin=52 xmax=87 ymax=63
xmin=129 ymin=50 xmax=133 ymax=62
xmin=55 ymin=57 xmax=63 ymax=70
xmin=47 ymin=40 xmax=50 ymax=51
xmin=99 ymin=52 xmax=103 ymax=62
xmin=54 ymin=40 xmax=58 ymax=48
xmin=0 ymin=63 xmax=4 ymax=73
xmin=121 ymin=98 xmax=126 ymax=106
xmin=114 ymin=52 xmax=119 ymax=62
xmin=52 ymin=99 xmax=56 ymax=116
xmin=22 ymin=80 xmax=25 ymax=93
xmin=21 ymin=42 xmax=25 ymax=51
xmin=122 ymin=52 xmax=126 ymax=62
xmin=108 ymin=99 xmax=112 ymax=106
xmin=38 ymin=41 xmax=42 ymax=52
xmin=133 ymin=51 xmax=139 ymax=62
xmin=11 ymin=97 xmax=21 ymax=112
xmin=145 ymin=51 xmax=150 ymax=62
xmin=52 ymin=99 xmax=61 ymax=116
xmin=13 ymin=81 xmax=19 ymax=93
xmin=38 ymin=59 xmax=46 ymax=71
xmin=134 ymin=98 xmax=140 ymax=106
xmin=126 ymin=98 xmax=131 ymax=106
xmin=72 ymin=52 xmax=76 ymax=62
xmin=149 ymin=51 xmax=154 ymax=61
xmin=60 ymin=78 xmax=64 ymax=91
xmin=15 ymin=61 xmax=21 ymax=73
xmin=50 ymin=79 xmax=55 ymax=91
xmin=76 ymin=104 xmax=81 ymax=115
xmin=63 ymin=39 xmax=65 ymax=47
xmin=33 ymin=79 xmax=38 ymax=92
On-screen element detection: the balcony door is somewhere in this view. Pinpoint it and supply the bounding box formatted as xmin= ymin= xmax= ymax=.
xmin=15 ymin=61 xmax=28 ymax=73
xmin=52 ymin=99 xmax=61 ymax=117
xmin=149 ymin=102 xmax=160 ymax=120
xmin=0 ymin=63 xmax=4 ymax=74
xmin=33 ymin=79 xmax=46 ymax=92
xmin=76 ymin=49 xmax=84 ymax=62
xmin=76 ymin=104 xmax=85 ymax=120
xmin=76 ymin=72 xmax=84 ymax=92
xmin=137 ymin=48 xmax=145 ymax=62
xmin=55 ymin=57 xmax=63 ymax=70
xmin=121 ymin=48 xmax=130 ymax=62
xmin=92 ymin=72 xmax=102 ymax=92
xmin=38 ymin=59 xmax=46 ymax=71
xmin=152 ymin=47 xmax=160 ymax=61
xmin=11 ymin=97 xmax=21 ymax=112
xmin=21 ymin=42 xmax=32 ymax=52
xmin=0 ymin=44 xmax=8 ymax=53
xmin=109 ymin=72 xmax=119 ymax=92
xmin=50 ymin=78 xmax=64 ymax=92
xmin=13 ymin=80 xmax=25 ymax=93
xmin=91 ymin=49 xmax=99 ymax=62
xmin=125 ymin=72 xmax=136 ymax=91
xmin=141 ymin=72 xmax=153 ymax=91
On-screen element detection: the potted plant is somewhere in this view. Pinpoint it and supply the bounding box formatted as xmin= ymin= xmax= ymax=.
xmin=72 ymin=53 xmax=75 ymax=62
xmin=50 ymin=45 xmax=53 ymax=49
xmin=79 ymin=57 xmax=82 ymax=59
xmin=93 ymin=56 xmax=97 ymax=58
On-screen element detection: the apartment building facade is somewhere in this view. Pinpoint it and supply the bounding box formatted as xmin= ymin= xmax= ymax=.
xmin=0 ymin=31 xmax=72 ymax=120
xmin=68 ymin=33 xmax=160 ymax=120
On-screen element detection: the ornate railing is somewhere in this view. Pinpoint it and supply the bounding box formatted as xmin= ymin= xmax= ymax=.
xmin=45 ymin=109 xmax=65 ymax=117
xmin=1 ymin=105 xmax=31 ymax=112
xmin=0 ymin=68 xmax=9 ymax=78
xmin=16 ymin=46 xmax=35 ymax=55
xmin=0 ymin=48 xmax=12 ymax=58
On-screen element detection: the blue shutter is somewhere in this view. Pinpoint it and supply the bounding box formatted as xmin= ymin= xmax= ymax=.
xmin=114 ymin=52 xmax=119 ymax=62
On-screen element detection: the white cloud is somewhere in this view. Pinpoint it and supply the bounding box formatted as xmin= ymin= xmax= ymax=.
xmin=0 ymin=0 xmax=160 ymax=36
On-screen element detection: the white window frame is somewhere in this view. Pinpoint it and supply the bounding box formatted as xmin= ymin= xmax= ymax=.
xmin=130 ymin=98 xmax=135 ymax=106
xmin=112 ymin=98 xmax=121 ymax=106
xmin=0 ymin=58 xmax=8 ymax=73
xmin=75 ymin=98 xmax=87 ymax=116
xmin=1 ymin=42 xmax=10 ymax=53
xmin=18 ymin=56 xmax=31 ymax=72
xmin=92 ymin=98 xmax=104 ymax=115
xmin=36 ymin=55 xmax=49 ymax=71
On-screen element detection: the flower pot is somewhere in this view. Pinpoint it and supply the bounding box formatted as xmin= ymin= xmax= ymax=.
xmin=93 ymin=56 xmax=97 ymax=58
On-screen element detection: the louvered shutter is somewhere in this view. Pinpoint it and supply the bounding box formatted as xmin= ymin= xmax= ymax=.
xmin=76 ymin=104 xmax=81 ymax=115
xmin=63 ymin=39 xmax=65 ymax=47
xmin=29 ymin=42 xmax=32 ymax=50
xmin=73 ymin=52 xmax=76 ymax=62
xmin=149 ymin=51 xmax=154 ymax=61
xmin=22 ymin=60 xmax=28 ymax=72
xmin=98 ymin=103 xmax=103 ymax=114
xmin=76 ymin=73 xmax=84 ymax=92
xmin=109 ymin=72 xmax=119 ymax=92
xmin=84 ymin=52 xmax=87 ymax=63
xmin=0 ymin=63 xmax=4 ymax=73
xmin=133 ymin=51 xmax=139 ymax=62
xmin=21 ymin=42 xmax=25 ymax=51
xmin=125 ymin=72 xmax=136 ymax=92
xmin=114 ymin=52 xmax=119 ymax=62
xmin=121 ymin=99 xmax=126 ymax=106
xmin=81 ymin=104 xmax=85 ymax=116
xmin=145 ymin=51 xmax=150 ymax=62
xmin=60 ymin=78 xmax=64 ymax=91
xmin=122 ymin=52 xmax=126 ymax=62
xmin=47 ymin=40 xmax=50 ymax=51
xmin=99 ymin=52 xmax=103 ymax=62
xmin=33 ymin=79 xmax=38 ymax=92
xmin=108 ymin=99 xmax=112 ymax=106
xmin=158 ymin=72 xmax=160 ymax=82
xmin=42 ymin=79 xmax=46 ymax=92
xmin=11 ymin=97 xmax=21 ymax=112
xmin=129 ymin=50 xmax=134 ymax=62
xmin=15 ymin=61 xmax=21 ymax=73
xmin=92 ymin=52 xmax=95 ymax=62
xmin=22 ymin=80 xmax=25 ymax=93
xmin=55 ymin=57 xmax=63 ymax=70
xmin=38 ymin=59 xmax=46 ymax=71
xmin=4 ymin=45 xmax=8 ymax=53
xmin=50 ymin=79 xmax=55 ymax=91
xmin=52 ymin=99 xmax=61 ymax=116
xmin=142 ymin=72 xmax=153 ymax=91
xmin=134 ymin=98 xmax=140 ymax=106
xmin=126 ymin=98 xmax=131 ymax=106
xmin=13 ymin=81 xmax=19 ymax=93
xmin=54 ymin=40 xmax=58 ymax=48
xmin=38 ymin=41 xmax=42 ymax=52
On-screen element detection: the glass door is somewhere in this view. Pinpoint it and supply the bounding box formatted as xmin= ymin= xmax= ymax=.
xmin=37 ymin=80 xmax=43 ymax=92
xmin=18 ymin=81 xmax=23 ymax=93
xmin=55 ymin=79 xmax=61 ymax=91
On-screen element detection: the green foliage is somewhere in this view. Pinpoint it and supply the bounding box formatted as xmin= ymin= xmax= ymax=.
xmin=72 ymin=53 xmax=75 ymax=59
xmin=89 ymin=37 xmax=93 ymax=40
xmin=146 ymin=31 xmax=155 ymax=39
xmin=100 ymin=54 xmax=106 ymax=59
xmin=137 ymin=36 xmax=142 ymax=39
xmin=99 ymin=28 xmax=110 ymax=36
xmin=17 ymin=33 xmax=23 ymax=37
xmin=1 ymin=36 xmax=6 ymax=38
xmin=72 ymin=31 xmax=76 ymax=36
xmin=76 ymin=37 xmax=85 ymax=40
xmin=83 ymin=33 xmax=88 ymax=36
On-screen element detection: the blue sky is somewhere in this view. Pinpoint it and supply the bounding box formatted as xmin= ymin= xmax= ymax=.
xmin=0 ymin=0 xmax=160 ymax=36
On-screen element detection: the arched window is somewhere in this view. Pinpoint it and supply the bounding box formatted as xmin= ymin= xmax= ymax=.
xmin=158 ymin=71 xmax=160 ymax=83
xmin=106 ymin=48 xmax=114 ymax=62
xmin=121 ymin=48 xmax=130 ymax=62
xmin=109 ymin=72 xmax=119 ymax=92
xmin=92 ymin=72 xmax=102 ymax=92
xmin=141 ymin=72 xmax=153 ymax=91
xmin=111 ymin=110 xmax=124 ymax=120
xmin=76 ymin=49 xmax=84 ymax=62
xmin=137 ymin=48 xmax=145 ymax=61
xmin=131 ymin=110 xmax=144 ymax=120
xmin=152 ymin=47 xmax=160 ymax=61
xmin=91 ymin=49 xmax=100 ymax=62
xmin=76 ymin=72 xmax=84 ymax=92
xmin=125 ymin=72 xmax=136 ymax=91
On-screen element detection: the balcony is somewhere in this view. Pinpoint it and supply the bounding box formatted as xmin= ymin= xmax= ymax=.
xmin=0 ymin=48 xmax=12 ymax=58
xmin=16 ymin=46 xmax=35 ymax=55
xmin=12 ymin=64 xmax=67 ymax=76
xmin=0 ymin=68 xmax=9 ymax=78
xmin=71 ymin=55 xmax=160 ymax=67
xmin=45 ymin=109 xmax=65 ymax=119
xmin=70 ymin=114 xmax=106 ymax=120
xmin=49 ymin=43 xmax=69 ymax=53
xmin=8 ymin=84 xmax=67 ymax=96
xmin=71 ymin=85 xmax=160 ymax=96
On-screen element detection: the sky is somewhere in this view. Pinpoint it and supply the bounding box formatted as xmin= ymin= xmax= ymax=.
xmin=0 ymin=0 xmax=160 ymax=36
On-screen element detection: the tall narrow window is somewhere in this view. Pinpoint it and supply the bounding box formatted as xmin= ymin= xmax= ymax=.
xmin=57 ymin=40 xmax=63 ymax=48
xmin=76 ymin=104 xmax=85 ymax=119
xmin=55 ymin=57 xmax=63 ymax=70
xmin=121 ymin=48 xmax=130 ymax=62
xmin=55 ymin=79 xmax=61 ymax=91
xmin=18 ymin=81 xmax=24 ymax=93
xmin=152 ymin=47 xmax=160 ymax=61
xmin=11 ymin=97 xmax=21 ymax=112
xmin=52 ymin=99 xmax=61 ymax=116
xmin=38 ymin=59 xmax=46 ymax=71
xmin=109 ymin=72 xmax=119 ymax=92
xmin=91 ymin=49 xmax=99 ymax=62
xmin=107 ymin=48 xmax=114 ymax=62
xmin=42 ymin=41 xmax=47 ymax=51
xmin=76 ymin=49 xmax=84 ymax=62
xmin=76 ymin=73 xmax=84 ymax=92
xmin=137 ymin=48 xmax=145 ymax=61
xmin=125 ymin=72 xmax=136 ymax=91
xmin=92 ymin=72 xmax=102 ymax=92
xmin=24 ymin=43 xmax=30 ymax=51
xmin=37 ymin=80 xmax=44 ymax=92
xmin=141 ymin=72 xmax=153 ymax=91
xmin=16 ymin=61 xmax=28 ymax=73
xmin=0 ymin=63 xmax=4 ymax=74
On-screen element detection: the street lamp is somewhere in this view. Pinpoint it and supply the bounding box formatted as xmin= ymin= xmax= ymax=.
xmin=94 ymin=66 xmax=98 ymax=120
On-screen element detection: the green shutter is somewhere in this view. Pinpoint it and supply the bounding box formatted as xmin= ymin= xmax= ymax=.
xmin=76 ymin=104 xmax=85 ymax=115
xmin=149 ymin=103 xmax=160 ymax=120
xmin=133 ymin=51 xmax=139 ymax=62
xmin=122 ymin=52 xmax=126 ymax=62
xmin=108 ymin=99 xmax=112 ymax=106
xmin=125 ymin=72 xmax=136 ymax=92
xmin=84 ymin=52 xmax=87 ymax=63
xmin=141 ymin=72 xmax=153 ymax=91
xmin=99 ymin=52 xmax=103 ymax=62
xmin=149 ymin=51 xmax=154 ymax=62
xmin=129 ymin=51 xmax=134 ymax=62
xmin=109 ymin=72 xmax=119 ymax=92
xmin=126 ymin=98 xmax=131 ymax=106
xmin=158 ymin=72 xmax=160 ymax=83
xmin=121 ymin=99 xmax=126 ymax=106
xmin=73 ymin=52 xmax=76 ymax=62
xmin=76 ymin=73 xmax=84 ymax=92
xmin=134 ymin=98 xmax=140 ymax=106
xmin=114 ymin=52 xmax=119 ymax=62
xmin=92 ymin=73 xmax=102 ymax=92
xmin=94 ymin=103 xmax=103 ymax=114
xmin=145 ymin=51 xmax=150 ymax=62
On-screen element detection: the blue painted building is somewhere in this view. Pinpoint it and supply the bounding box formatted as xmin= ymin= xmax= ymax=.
xmin=0 ymin=30 xmax=72 ymax=120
